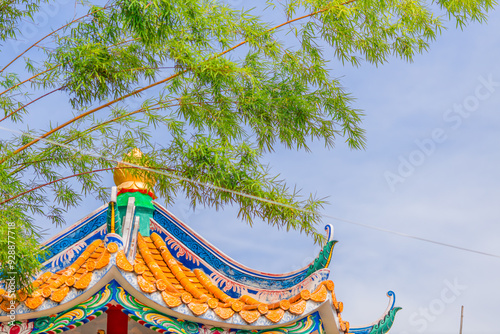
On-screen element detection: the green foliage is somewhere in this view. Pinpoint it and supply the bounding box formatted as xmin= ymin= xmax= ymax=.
xmin=0 ymin=201 xmax=46 ymax=292
xmin=0 ymin=0 xmax=45 ymax=42
xmin=0 ymin=0 xmax=495 ymax=290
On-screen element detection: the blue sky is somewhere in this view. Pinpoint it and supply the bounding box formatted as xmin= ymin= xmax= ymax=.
xmin=173 ymin=4 xmax=500 ymax=333
xmin=2 ymin=1 xmax=500 ymax=333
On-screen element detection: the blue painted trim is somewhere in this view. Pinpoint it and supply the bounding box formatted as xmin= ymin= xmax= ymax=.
xmin=149 ymin=219 xmax=330 ymax=300
xmin=153 ymin=206 xmax=311 ymax=290
xmin=387 ymin=290 xmax=396 ymax=309
xmin=41 ymin=207 xmax=107 ymax=262
xmin=350 ymin=291 xmax=400 ymax=334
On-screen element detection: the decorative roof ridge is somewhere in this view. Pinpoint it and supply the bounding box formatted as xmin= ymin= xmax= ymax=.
xmin=0 ymin=237 xmax=115 ymax=318
xmin=152 ymin=204 xmax=333 ymax=289
xmin=114 ymin=231 xmax=340 ymax=326
xmin=39 ymin=207 xmax=108 ymax=269
xmin=2 ymin=262 xmax=340 ymax=330
xmin=349 ymin=291 xmax=402 ymax=334
xmin=42 ymin=204 xmax=107 ymax=248
xmin=306 ymin=225 xmax=337 ymax=277
xmin=2 ymin=281 xmax=330 ymax=334
xmin=153 ymin=204 xmax=308 ymax=277
xmin=0 ymin=169 xmax=400 ymax=333
xmin=149 ymin=219 xmax=331 ymax=302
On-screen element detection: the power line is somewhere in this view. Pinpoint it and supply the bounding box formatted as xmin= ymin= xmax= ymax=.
xmin=1 ymin=125 xmax=500 ymax=259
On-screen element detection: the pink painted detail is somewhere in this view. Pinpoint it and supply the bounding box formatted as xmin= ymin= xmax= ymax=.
xmin=150 ymin=221 xmax=201 ymax=266
xmin=45 ymin=226 xmax=107 ymax=269
xmin=208 ymin=269 xmax=328 ymax=303
xmin=0 ymin=321 xmax=34 ymax=334
xmin=152 ymin=204 xmax=317 ymax=278
xmin=165 ymin=236 xmax=200 ymax=266
xmin=199 ymin=326 xmax=233 ymax=334
xmin=149 ymin=221 xmax=163 ymax=234
xmin=209 ymin=271 xmax=249 ymax=295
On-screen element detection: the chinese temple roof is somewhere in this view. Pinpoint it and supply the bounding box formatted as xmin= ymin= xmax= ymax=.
xmin=0 ymin=152 xmax=400 ymax=334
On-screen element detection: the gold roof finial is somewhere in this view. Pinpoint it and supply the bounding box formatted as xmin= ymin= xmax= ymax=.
xmin=113 ymin=148 xmax=156 ymax=198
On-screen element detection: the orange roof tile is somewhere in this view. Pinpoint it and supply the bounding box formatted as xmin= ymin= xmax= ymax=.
xmin=5 ymin=239 xmax=110 ymax=311
xmin=5 ymin=231 xmax=349 ymax=330
xmin=117 ymin=232 xmax=345 ymax=325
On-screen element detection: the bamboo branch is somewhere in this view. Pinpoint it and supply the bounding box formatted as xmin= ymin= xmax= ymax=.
xmin=6 ymin=101 xmax=176 ymax=175
xmin=0 ymin=37 xmax=141 ymax=123
xmin=0 ymin=166 xmax=176 ymax=205
xmin=0 ymin=65 xmax=61 ymax=98
xmin=0 ymin=4 xmax=112 ymax=73
xmin=0 ymin=0 xmax=17 ymax=13
xmin=0 ymin=167 xmax=115 ymax=205
xmin=0 ymin=86 xmax=65 ymax=123
xmin=0 ymin=38 xmax=138 ymax=99
xmin=218 ymin=0 xmax=357 ymax=58
xmin=0 ymin=0 xmax=356 ymax=164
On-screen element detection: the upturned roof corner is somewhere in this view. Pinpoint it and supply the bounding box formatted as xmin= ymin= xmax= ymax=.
xmin=0 ymin=162 xmax=401 ymax=334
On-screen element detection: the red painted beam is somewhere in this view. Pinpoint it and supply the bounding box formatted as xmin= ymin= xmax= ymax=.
xmin=106 ymin=305 xmax=128 ymax=334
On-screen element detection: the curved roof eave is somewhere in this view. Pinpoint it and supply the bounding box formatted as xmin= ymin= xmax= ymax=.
xmin=152 ymin=202 xmax=336 ymax=290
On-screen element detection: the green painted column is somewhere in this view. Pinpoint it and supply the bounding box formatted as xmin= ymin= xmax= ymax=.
xmin=116 ymin=191 xmax=155 ymax=237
